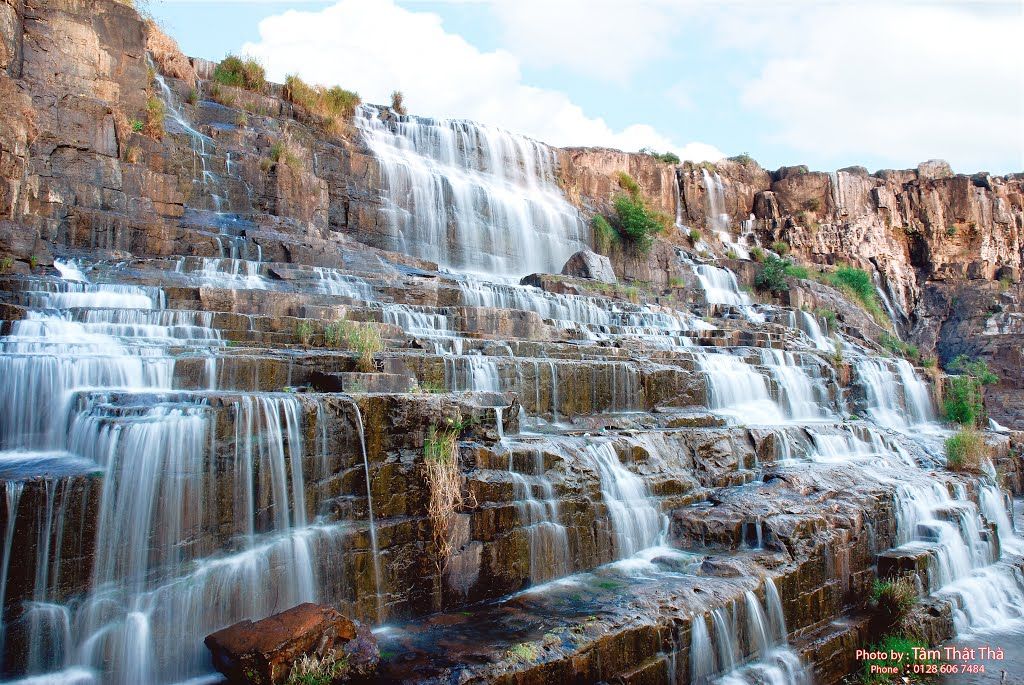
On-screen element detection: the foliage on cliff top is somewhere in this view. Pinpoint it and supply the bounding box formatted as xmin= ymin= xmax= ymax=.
xmin=943 ymin=355 xmax=998 ymax=427
xmin=213 ymin=55 xmax=266 ymax=93
xmin=639 ymin=147 xmax=680 ymax=164
xmin=284 ymin=74 xmax=362 ymax=135
xmin=590 ymin=173 xmax=670 ymax=255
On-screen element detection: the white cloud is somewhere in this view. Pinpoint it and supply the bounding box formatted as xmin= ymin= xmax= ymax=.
xmin=729 ymin=4 xmax=1024 ymax=172
xmin=489 ymin=0 xmax=690 ymax=83
xmin=239 ymin=0 xmax=722 ymax=161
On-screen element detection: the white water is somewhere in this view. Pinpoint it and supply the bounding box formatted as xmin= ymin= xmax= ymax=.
xmin=355 ymin=105 xmax=587 ymax=277
xmin=578 ymin=442 xmax=663 ymax=558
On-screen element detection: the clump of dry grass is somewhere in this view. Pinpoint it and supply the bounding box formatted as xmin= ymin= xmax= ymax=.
xmin=143 ymin=96 xmax=165 ymax=139
xmin=145 ymin=20 xmax=198 ymax=84
xmin=284 ymin=74 xmax=361 ymax=136
xmin=945 ymin=428 xmax=987 ymax=472
xmin=423 ymin=415 xmax=472 ymax=573
xmin=323 ymin=320 xmax=383 ymax=373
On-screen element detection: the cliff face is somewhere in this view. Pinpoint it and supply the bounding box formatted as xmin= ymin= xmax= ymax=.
xmin=560 ymin=150 xmax=1024 ymax=426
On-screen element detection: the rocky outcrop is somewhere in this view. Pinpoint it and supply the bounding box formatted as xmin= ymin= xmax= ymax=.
xmin=204 ymin=603 xmax=378 ymax=684
xmin=560 ymin=249 xmax=616 ymax=283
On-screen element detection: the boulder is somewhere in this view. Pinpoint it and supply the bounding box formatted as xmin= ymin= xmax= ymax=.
xmin=917 ymin=159 xmax=954 ymax=180
xmin=204 ymin=603 xmax=378 ymax=684
xmin=561 ymin=249 xmax=617 ymax=283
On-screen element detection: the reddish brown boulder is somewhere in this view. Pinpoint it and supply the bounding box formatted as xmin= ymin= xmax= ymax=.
xmin=204 ymin=603 xmax=378 ymax=684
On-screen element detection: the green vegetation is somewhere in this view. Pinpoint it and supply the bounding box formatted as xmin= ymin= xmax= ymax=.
xmin=591 ymin=214 xmax=620 ymax=253
xmin=943 ymin=355 xmax=998 ymax=427
xmin=946 ymin=225 xmax=957 ymax=238
xmin=669 ymin=276 xmax=686 ymax=288
xmin=999 ymin=275 xmax=1013 ymax=292
xmin=0 ymin=257 xmax=12 ymax=273
xmin=869 ymin=577 xmax=917 ymax=633
xmin=323 ymin=320 xmax=384 ymax=372
xmin=749 ymin=246 xmax=765 ymax=263
xmin=858 ymin=635 xmax=935 ymax=685
xmin=831 ymin=340 xmax=844 ymax=367
xmin=816 ymin=308 xmax=837 ymax=331
xmin=390 ymin=90 xmax=407 ymax=115
xmin=822 ymin=264 xmax=889 ymax=328
xmin=803 ymin=197 xmax=822 ymax=212
xmin=144 ymin=96 xmax=165 ymax=138
xmin=921 ymin=356 xmax=937 ymax=370
xmin=783 ymin=262 xmax=809 ymax=279
xmin=770 ymin=240 xmax=790 ymax=256
xmin=284 ymin=650 xmax=350 ymax=685
xmin=639 ymin=147 xmax=680 ymax=164
xmin=590 ymin=173 xmax=670 ymax=254
xmin=945 ymin=428 xmax=986 ymax=472
xmin=28 ymin=255 xmax=38 ymax=270
xmin=295 ymin=320 xmax=314 ymax=346
xmin=688 ymin=228 xmax=702 ymax=244
xmin=729 ymin=153 xmax=754 ymax=165
xmin=269 ymin=141 xmax=300 ymax=171
xmin=754 ymin=254 xmax=794 ymax=294
xmin=506 ymin=642 xmax=540 ymax=664
xmin=880 ymin=333 xmax=920 ymax=363
xmin=414 ymin=379 xmax=446 ymax=393
xmin=212 ymin=54 xmax=266 ymax=92
xmin=283 ymin=74 xmax=361 ymax=134
xmin=186 ymin=87 xmax=199 ymax=106
xmin=725 ymin=249 xmax=738 ymax=260
xmin=130 ymin=118 xmax=144 ymax=133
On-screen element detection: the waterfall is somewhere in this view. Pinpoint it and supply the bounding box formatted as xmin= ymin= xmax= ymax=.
xmin=758 ymin=349 xmax=831 ymax=421
xmin=692 ymin=264 xmax=751 ymax=307
xmin=508 ymin=449 xmax=570 ymax=584
xmin=354 ymin=105 xmax=587 ymax=277
xmin=698 ymin=352 xmax=786 ymax=424
xmin=578 ymin=442 xmax=662 ymax=558
xmin=853 ymin=357 xmax=933 ymax=427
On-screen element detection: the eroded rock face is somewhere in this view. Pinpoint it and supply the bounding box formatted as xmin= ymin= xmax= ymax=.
xmin=204 ymin=603 xmax=378 ymax=684
xmin=560 ymin=249 xmax=616 ymax=283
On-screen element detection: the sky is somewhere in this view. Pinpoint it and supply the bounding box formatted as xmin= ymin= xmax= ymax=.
xmin=146 ymin=0 xmax=1024 ymax=174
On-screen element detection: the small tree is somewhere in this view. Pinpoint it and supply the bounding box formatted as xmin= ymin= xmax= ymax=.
xmin=754 ymin=255 xmax=791 ymax=294
xmin=390 ymin=90 xmax=407 ymax=115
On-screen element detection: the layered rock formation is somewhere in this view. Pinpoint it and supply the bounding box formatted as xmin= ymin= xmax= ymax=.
xmin=0 ymin=2 xmax=1021 ymax=685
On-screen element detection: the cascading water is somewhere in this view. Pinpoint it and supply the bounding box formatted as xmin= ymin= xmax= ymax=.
xmin=354 ymin=105 xmax=587 ymax=277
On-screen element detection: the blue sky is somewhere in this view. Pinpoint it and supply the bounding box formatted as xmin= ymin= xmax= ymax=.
xmin=148 ymin=1 xmax=1023 ymax=174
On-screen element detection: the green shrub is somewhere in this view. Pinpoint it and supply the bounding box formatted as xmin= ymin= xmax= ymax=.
xmin=613 ymin=194 xmax=667 ymax=253
xmin=804 ymin=197 xmax=822 ymax=212
xmin=725 ymin=249 xmax=738 ymax=260
xmin=943 ymin=355 xmax=998 ymax=426
xmin=771 ymin=240 xmax=790 ymax=256
xmin=869 ymin=577 xmax=917 ymax=633
xmin=592 ymin=174 xmax=668 ymax=254
xmin=213 ymin=54 xmax=266 ymax=92
xmin=921 ymin=356 xmax=937 ymax=369
xmin=688 ymin=228 xmax=701 ymax=244
xmin=639 ymin=147 xmax=680 ymax=164
xmin=729 ymin=153 xmax=754 ymax=165
xmin=0 ymin=256 xmax=12 ymax=273
xmin=946 ymin=225 xmax=957 ymax=238
xmin=754 ymin=254 xmax=791 ymax=294
xmin=130 ymin=118 xmax=144 ymax=132
xmin=186 ymin=87 xmax=199 ymax=105
xmin=945 ymin=428 xmax=986 ymax=472
xmin=750 ymin=246 xmax=765 ymax=263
